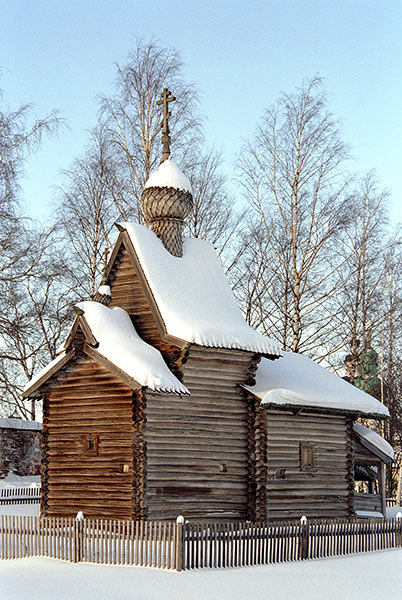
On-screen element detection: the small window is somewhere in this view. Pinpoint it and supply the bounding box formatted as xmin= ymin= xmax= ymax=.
xmin=300 ymin=442 xmax=316 ymax=472
xmin=81 ymin=434 xmax=99 ymax=456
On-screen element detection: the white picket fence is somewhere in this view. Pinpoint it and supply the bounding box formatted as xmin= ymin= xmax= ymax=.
xmin=0 ymin=487 xmax=41 ymax=505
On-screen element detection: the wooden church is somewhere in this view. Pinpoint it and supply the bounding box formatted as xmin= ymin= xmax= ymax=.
xmin=23 ymin=90 xmax=392 ymax=522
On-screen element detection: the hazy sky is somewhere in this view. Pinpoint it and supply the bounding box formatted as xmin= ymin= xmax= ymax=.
xmin=1 ymin=0 xmax=401 ymax=224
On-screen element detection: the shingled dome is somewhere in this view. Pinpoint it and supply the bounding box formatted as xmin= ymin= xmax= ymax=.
xmin=141 ymin=158 xmax=193 ymax=257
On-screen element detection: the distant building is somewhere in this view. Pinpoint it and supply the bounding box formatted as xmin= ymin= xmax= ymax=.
xmin=0 ymin=417 xmax=42 ymax=478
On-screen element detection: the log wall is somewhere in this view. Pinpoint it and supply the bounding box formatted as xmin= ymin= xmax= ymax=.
xmin=143 ymin=346 xmax=256 ymax=520
xmin=264 ymin=409 xmax=354 ymax=520
xmin=42 ymin=355 xmax=137 ymax=519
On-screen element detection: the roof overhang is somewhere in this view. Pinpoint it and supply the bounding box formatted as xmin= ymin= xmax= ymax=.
xmin=353 ymin=427 xmax=394 ymax=463
xmin=258 ymin=400 xmax=389 ymax=420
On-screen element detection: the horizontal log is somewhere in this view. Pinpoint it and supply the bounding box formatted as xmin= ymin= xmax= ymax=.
xmin=48 ymin=483 xmax=133 ymax=491
xmin=147 ymin=455 xmax=247 ymax=467
xmin=146 ymin=443 xmax=249 ymax=456
xmin=183 ymin=362 xmax=250 ymax=375
xmin=144 ymin=431 xmax=248 ymax=444
xmin=146 ymin=394 xmax=248 ymax=407
xmin=46 ymin=498 xmax=133 ymax=508
xmin=47 ymin=431 xmax=132 ymax=441
xmin=146 ymin=408 xmax=248 ymax=421
xmin=47 ymin=476 xmax=135 ymax=485
xmin=146 ymin=497 xmax=246 ymax=507
xmin=145 ymin=420 xmax=247 ymax=434
xmin=47 ymin=490 xmax=133 ymax=500
xmin=188 ymin=347 xmax=252 ymax=359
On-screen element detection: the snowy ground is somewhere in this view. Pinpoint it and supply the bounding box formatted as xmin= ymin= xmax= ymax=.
xmin=1 ymin=494 xmax=402 ymax=599
xmin=1 ymin=549 xmax=401 ymax=600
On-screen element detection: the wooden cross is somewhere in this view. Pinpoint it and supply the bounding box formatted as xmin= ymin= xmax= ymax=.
xmin=157 ymin=88 xmax=176 ymax=162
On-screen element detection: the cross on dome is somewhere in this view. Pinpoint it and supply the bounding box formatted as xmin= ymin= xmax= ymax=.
xmin=156 ymin=88 xmax=176 ymax=163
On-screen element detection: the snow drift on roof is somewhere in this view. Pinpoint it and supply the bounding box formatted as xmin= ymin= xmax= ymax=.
xmin=143 ymin=157 xmax=192 ymax=193
xmin=121 ymin=223 xmax=281 ymax=356
xmin=23 ymin=352 xmax=69 ymax=394
xmin=0 ymin=418 xmax=42 ymax=431
xmin=354 ymin=423 xmax=394 ymax=460
xmin=76 ymin=301 xmax=188 ymax=394
xmin=244 ymin=352 xmax=389 ymax=417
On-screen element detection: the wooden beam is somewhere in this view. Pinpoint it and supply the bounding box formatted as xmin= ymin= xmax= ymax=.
xmin=257 ymin=400 xmax=390 ymax=421
xmin=379 ymin=462 xmax=387 ymax=516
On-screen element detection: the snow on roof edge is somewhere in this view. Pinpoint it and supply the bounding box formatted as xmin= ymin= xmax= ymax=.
xmin=76 ymin=302 xmax=189 ymax=395
xmin=0 ymin=418 xmax=42 ymax=431
xmin=354 ymin=423 xmax=394 ymax=461
xmin=244 ymin=353 xmax=389 ymax=418
xmin=23 ymin=351 xmax=70 ymax=396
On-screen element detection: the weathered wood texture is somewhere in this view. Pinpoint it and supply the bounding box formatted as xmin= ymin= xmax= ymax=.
xmin=108 ymin=243 xmax=168 ymax=350
xmin=354 ymin=438 xmax=382 ymax=464
xmin=265 ymin=410 xmax=353 ymax=520
xmin=354 ymin=492 xmax=382 ymax=512
xmin=143 ymin=346 xmax=257 ymax=520
xmin=42 ymin=355 xmax=138 ymax=519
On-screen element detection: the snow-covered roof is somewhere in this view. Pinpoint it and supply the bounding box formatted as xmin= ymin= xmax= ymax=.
xmin=76 ymin=302 xmax=188 ymax=394
xmin=120 ymin=222 xmax=282 ymax=357
xmin=0 ymin=418 xmax=42 ymax=431
xmin=244 ymin=352 xmax=389 ymax=418
xmin=23 ymin=351 xmax=71 ymax=395
xmin=143 ymin=157 xmax=192 ymax=193
xmin=354 ymin=423 xmax=394 ymax=461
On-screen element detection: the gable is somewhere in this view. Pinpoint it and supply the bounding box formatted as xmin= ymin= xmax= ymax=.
xmin=106 ymin=233 xmax=182 ymax=355
xmin=23 ymin=302 xmax=187 ymax=398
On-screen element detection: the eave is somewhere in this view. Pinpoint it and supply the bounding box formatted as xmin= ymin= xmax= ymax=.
xmin=353 ymin=428 xmax=394 ymax=464
xmin=254 ymin=399 xmax=390 ymax=420
xmin=22 ymin=348 xmax=76 ymax=399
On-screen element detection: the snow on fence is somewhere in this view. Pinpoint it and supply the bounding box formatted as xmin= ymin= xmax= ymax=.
xmin=0 ymin=487 xmax=41 ymax=505
xmin=386 ymin=498 xmax=400 ymax=507
xmin=1 ymin=515 xmax=402 ymax=570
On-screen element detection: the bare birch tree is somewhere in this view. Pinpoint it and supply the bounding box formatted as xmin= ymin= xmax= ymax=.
xmin=185 ymin=148 xmax=245 ymax=260
xmin=100 ymin=39 xmax=202 ymax=222
xmin=0 ymin=236 xmax=72 ymax=419
xmin=238 ymin=77 xmax=350 ymax=355
xmin=58 ymin=40 xmax=241 ymax=291
xmin=333 ymin=173 xmax=390 ymax=376
xmin=0 ymin=79 xmax=60 ymax=418
xmin=0 ymin=80 xmax=59 ymax=288
xmin=56 ymin=125 xmax=117 ymax=299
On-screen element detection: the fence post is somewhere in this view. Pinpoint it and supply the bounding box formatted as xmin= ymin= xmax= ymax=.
xmin=74 ymin=511 xmax=84 ymax=563
xmin=175 ymin=515 xmax=185 ymax=571
xmin=299 ymin=516 xmax=309 ymax=560
xmin=396 ymin=512 xmax=402 ymax=548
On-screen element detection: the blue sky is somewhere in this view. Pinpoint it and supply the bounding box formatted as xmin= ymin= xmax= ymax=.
xmin=1 ymin=0 xmax=401 ymax=224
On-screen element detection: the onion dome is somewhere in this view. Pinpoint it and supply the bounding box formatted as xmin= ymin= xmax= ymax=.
xmin=141 ymin=88 xmax=193 ymax=257
xmin=141 ymin=159 xmax=193 ymax=257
